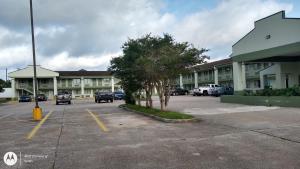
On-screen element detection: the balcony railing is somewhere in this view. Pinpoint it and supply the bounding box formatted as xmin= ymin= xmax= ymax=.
xmin=39 ymin=84 xmax=54 ymax=89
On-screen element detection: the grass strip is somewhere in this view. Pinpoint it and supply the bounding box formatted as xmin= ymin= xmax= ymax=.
xmin=125 ymin=104 xmax=194 ymax=120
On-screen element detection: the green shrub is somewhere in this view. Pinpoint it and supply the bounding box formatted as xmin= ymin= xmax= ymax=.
xmin=243 ymin=86 xmax=300 ymax=96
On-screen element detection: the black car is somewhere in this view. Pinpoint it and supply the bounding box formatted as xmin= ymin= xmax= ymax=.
xmin=114 ymin=91 xmax=125 ymax=100
xmin=95 ymin=92 xmax=114 ymax=103
xmin=37 ymin=94 xmax=47 ymax=101
xmin=19 ymin=95 xmax=32 ymax=102
xmin=56 ymin=92 xmax=72 ymax=105
xmin=170 ymin=88 xmax=189 ymax=96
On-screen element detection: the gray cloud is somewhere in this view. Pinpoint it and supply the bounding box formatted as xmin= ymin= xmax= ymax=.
xmin=0 ymin=0 xmax=295 ymax=80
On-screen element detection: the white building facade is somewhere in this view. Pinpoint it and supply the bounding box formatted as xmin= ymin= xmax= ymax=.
xmin=8 ymin=66 xmax=120 ymax=99
xmin=232 ymin=11 xmax=300 ymax=92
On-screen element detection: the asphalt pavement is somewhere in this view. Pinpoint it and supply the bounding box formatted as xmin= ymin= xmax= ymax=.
xmin=0 ymin=96 xmax=299 ymax=169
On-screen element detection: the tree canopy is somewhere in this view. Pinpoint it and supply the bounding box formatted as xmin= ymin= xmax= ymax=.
xmin=0 ymin=79 xmax=10 ymax=93
xmin=109 ymin=34 xmax=209 ymax=110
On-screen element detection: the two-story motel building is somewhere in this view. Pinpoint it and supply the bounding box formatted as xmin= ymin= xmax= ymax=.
xmin=8 ymin=65 xmax=120 ymax=99
xmin=178 ymin=11 xmax=300 ymax=92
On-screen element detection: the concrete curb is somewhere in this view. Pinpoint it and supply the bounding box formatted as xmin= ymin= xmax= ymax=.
xmin=119 ymin=105 xmax=199 ymax=123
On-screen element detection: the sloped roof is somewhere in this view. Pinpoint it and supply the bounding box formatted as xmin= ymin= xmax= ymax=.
xmin=56 ymin=70 xmax=112 ymax=77
xmin=193 ymin=58 xmax=232 ymax=71
xmin=9 ymin=65 xmax=59 ymax=78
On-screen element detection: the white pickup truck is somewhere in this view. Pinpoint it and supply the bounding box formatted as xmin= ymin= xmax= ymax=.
xmin=193 ymin=84 xmax=223 ymax=96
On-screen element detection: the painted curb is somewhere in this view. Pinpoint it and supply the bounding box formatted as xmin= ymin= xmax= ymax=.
xmin=119 ymin=105 xmax=199 ymax=123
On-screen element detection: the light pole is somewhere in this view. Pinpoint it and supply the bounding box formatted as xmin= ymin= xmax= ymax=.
xmin=29 ymin=0 xmax=42 ymax=120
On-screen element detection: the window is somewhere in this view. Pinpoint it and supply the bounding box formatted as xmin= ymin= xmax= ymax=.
xmin=257 ymin=63 xmax=261 ymax=69
xmin=84 ymin=79 xmax=92 ymax=85
xmin=255 ymin=80 xmax=261 ymax=88
xmin=218 ymin=68 xmax=223 ymax=74
xmin=84 ymin=89 xmax=91 ymax=94
xmin=73 ymin=79 xmax=81 ymax=86
xmin=74 ymin=90 xmax=81 ymax=95
xmin=41 ymin=79 xmax=48 ymax=84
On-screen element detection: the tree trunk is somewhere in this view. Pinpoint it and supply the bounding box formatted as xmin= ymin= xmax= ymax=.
xmin=137 ymin=90 xmax=141 ymax=106
xmin=155 ymin=81 xmax=166 ymax=111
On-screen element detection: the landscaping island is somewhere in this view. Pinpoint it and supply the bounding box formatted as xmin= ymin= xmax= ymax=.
xmin=120 ymin=104 xmax=198 ymax=123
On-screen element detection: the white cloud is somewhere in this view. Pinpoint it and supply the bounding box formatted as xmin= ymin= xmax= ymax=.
xmin=173 ymin=0 xmax=293 ymax=58
xmin=0 ymin=0 xmax=296 ymax=79
xmin=0 ymin=45 xmax=32 ymax=67
xmin=40 ymin=51 xmax=121 ymax=71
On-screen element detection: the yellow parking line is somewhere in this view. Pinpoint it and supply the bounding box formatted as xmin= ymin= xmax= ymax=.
xmin=26 ymin=111 xmax=53 ymax=140
xmin=86 ymin=109 xmax=108 ymax=132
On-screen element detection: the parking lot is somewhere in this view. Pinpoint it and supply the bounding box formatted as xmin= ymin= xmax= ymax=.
xmin=0 ymin=96 xmax=300 ymax=169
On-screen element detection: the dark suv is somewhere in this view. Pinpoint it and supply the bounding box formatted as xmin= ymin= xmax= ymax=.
xmin=95 ymin=92 xmax=114 ymax=103
xmin=37 ymin=94 xmax=47 ymax=101
xmin=56 ymin=92 xmax=72 ymax=105
xmin=170 ymin=88 xmax=189 ymax=96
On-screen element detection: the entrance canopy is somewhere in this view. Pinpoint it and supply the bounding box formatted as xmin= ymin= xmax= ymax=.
xmin=231 ymin=11 xmax=300 ymax=63
xmin=233 ymin=42 xmax=300 ymax=62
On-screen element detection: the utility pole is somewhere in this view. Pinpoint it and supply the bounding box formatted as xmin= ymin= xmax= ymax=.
xmin=29 ymin=0 xmax=42 ymax=120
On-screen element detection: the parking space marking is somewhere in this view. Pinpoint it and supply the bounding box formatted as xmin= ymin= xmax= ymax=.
xmin=0 ymin=113 xmax=13 ymax=120
xmin=86 ymin=109 xmax=108 ymax=132
xmin=26 ymin=110 xmax=53 ymax=140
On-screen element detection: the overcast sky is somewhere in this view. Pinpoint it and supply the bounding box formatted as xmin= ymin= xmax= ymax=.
xmin=0 ymin=0 xmax=299 ymax=80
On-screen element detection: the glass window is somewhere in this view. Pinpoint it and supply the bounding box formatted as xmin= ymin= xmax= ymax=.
xmin=73 ymin=79 xmax=81 ymax=86
xmin=84 ymin=79 xmax=92 ymax=84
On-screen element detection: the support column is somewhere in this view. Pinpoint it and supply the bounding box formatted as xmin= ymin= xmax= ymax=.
xmin=194 ymin=71 xmax=198 ymax=88
xmin=179 ymin=74 xmax=183 ymax=88
xmin=53 ymin=77 xmax=57 ymax=96
xmin=260 ymin=73 xmax=264 ymax=89
xmin=11 ymin=78 xmax=16 ymax=98
xmin=233 ymin=62 xmax=246 ymax=92
xmin=214 ymin=66 xmax=219 ymax=85
xmin=81 ymin=77 xmax=84 ymax=96
xmin=242 ymin=62 xmax=246 ymax=89
xmin=275 ymin=63 xmax=282 ymax=89
xmin=111 ymin=76 xmax=115 ymax=92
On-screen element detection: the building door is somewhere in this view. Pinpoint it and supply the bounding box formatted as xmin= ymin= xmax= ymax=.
xmin=285 ymin=74 xmax=289 ymax=88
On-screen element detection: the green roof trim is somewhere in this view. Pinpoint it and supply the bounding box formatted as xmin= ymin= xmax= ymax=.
xmin=232 ymin=41 xmax=300 ymax=62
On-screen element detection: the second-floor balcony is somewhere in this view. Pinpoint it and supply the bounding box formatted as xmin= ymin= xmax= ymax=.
xmin=182 ymin=78 xmax=194 ymax=84
xmin=246 ymin=71 xmax=260 ymax=79
xmin=218 ymin=73 xmax=233 ymax=81
xmin=39 ymin=83 xmax=54 ymax=89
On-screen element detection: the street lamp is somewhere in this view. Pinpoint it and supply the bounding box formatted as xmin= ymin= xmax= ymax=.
xmin=29 ymin=0 xmax=42 ymax=120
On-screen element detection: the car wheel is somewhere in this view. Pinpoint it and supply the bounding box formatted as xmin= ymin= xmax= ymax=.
xmin=68 ymin=101 xmax=71 ymax=104
xmin=56 ymin=102 xmax=59 ymax=105
xmin=110 ymin=99 xmax=113 ymax=103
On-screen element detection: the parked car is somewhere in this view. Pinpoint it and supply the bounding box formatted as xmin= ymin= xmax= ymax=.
xmin=193 ymin=88 xmax=201 ymax=96
xmin=37 ymin=94 xmax=47 ymax=101
xmin=193 ymin=84 xmax=222 ymax=96
xmin=170 ymin=88 xmax=189 ymax=96
xmin=114 ymin=91 xmax=125 ymax=100
xmin=95 ymin=92 xmax=114 ymax=103
xmin=19 ymin=95 xmax=32 ymax=102
xmin=223 ymin=87 xmax=234 ymax=95
xmin=56 ymin=92 xmax=72 ymax=105
xmin=211 ymin=86 xmax=225 ymax=97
